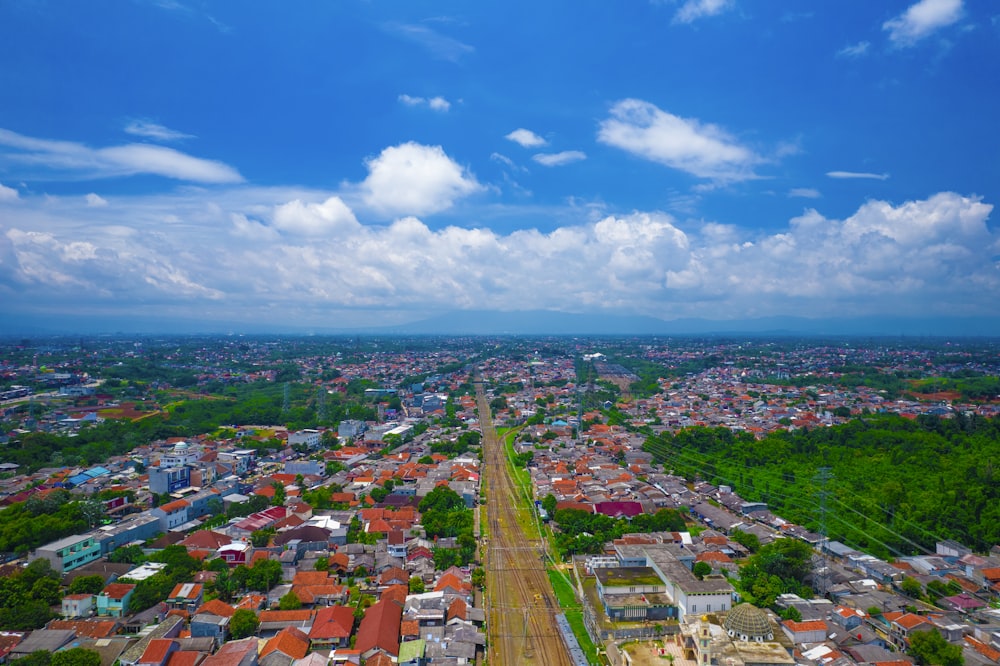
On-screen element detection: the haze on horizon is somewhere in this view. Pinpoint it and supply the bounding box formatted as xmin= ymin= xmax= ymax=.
xmin=0 ymin=0 xmax=998 ymax=333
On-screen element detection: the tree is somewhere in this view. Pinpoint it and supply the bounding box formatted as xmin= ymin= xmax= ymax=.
xmin=250 ymin=528 xmax=274 ymax=547
xmin=279 ymin=590 xmax=302 ymax=610
xmin=230 ymin=608 xmax=260 ymax=639
xmin=779 ymin=606 xmax=802 ymax=622
xmin=692 ymin=561 xmax=712 ymax=580
xmin=11 ymin=652 xmax=51 ymax=666
xmin=730 ymin=529 xmax=761 ymax=553
xmin=408 ymin=576 xmax=425 ymax=594
xmin=31 ymin=577 xmax=62 ymax=606
xmin=900 ymin=576 xmax=923 ymax=599
xmin=471 ymin=567 xmax=485 ymax=589
xmin=541 ymin=493 xmax=557 ymax=517
xmin=909 ymin=629 xmax=963 ymax=666
xmin=68 ymin=574 xmax=106 ymax=595
xmin=245 ymin=558 xmax=283 ymax=592
xmin=271 ymin=481 xmax=286 ymax=507
xmin=108 ymin=544 xmax=145 ymax=565
xmin=314 ymin=557 xmax=329 ymax=571
xmin=50 ymin=648 xmax=102 ymax=666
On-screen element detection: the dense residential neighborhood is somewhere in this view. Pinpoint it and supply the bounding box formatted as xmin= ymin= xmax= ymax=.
xmin=0 ymin=336 xmax=998 ymax=666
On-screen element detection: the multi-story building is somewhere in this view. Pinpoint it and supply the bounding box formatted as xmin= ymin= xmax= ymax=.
xmin=33 ymin=533 xmax=102 ymax=573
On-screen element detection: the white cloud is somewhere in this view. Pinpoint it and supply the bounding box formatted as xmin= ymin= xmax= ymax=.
xmin=428 ymin=97 xmax=451 ymax=112
xmin=788 ymin=188 xmax=821 ymax=199
xmin=597 ymin=99 xmax=759 ymax=180
xmin=124 ymin=120 xmax=194 ymax=142
xmin=837 ymin=41 xmax=871 ymax=58
xmin=384 ymin=23 xmax=474 ymax=62
xmin=884 ymin=0 xmax=963 ymax=47
xmin=0 ymin=188 xmax=997 ymax=323
xmin=0 ymin=128 xmax=243 ymax=184
xmin=673 ymin=0 xmax=735 ymax=24
xmin=85 ymin=193 xmax=108 ymax=207
xmin=505 ymin=128 xmax=547 ymax=148
xmin=272 ymin=196 xmax=359 ymax=236
xmin=532 ymin=151 xmax=587 ymax=167
xmin=827 ymin=170 xmax=890 ymax=180
xmin=0 ymin=182 xmax=18 ymax=201
xmin=398 ymin=94 xmax=451 ymax=112
xmin=360 ymin=142 xmax=483 ymax=217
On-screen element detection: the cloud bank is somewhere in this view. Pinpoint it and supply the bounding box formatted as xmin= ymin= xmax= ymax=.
xmin=1 ymin=187 xmax=995 ymax=324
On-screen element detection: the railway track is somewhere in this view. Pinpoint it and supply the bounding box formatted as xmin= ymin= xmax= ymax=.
xmin=478 ymin=381 xmax=573 ymax=666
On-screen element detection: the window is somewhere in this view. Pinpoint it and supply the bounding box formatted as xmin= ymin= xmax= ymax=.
xmin=691 ymin=604 xmax=697 ymax=612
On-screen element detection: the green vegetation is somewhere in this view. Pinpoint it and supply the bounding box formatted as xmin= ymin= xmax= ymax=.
xmin=0 ymin=559 xmax=61 ymax=629
xmin=430 ymin=430 xmax=481 ymax=458
xmin=419 ymin=486 xmax=476 ymax=566
xmin=736 ymin=538 xmax=815 ymax=608
xmin=909 ymin=628 xmax=964 ymax=666
xmin=551 ymin=508 xmax=686 ymax=559
xmin=547 ymin=568 xmax=601 ymax=665
xmin=643 ymin=414 xmax=1000 ymax=556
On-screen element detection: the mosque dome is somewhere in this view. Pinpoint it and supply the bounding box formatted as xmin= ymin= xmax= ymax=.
xmin=723 ymin=603 xmax=774 ymax=642
xmin=173 ymin=441 xmax=189 ymax=451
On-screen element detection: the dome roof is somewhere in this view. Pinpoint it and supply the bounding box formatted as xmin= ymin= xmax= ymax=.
xmin=724 ymin=603 xmax=773 ymax=641
xmin=173 ymin=441 xmax=189 ymax=451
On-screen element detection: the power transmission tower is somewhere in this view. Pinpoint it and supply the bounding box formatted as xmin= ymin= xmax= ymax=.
xmin=282 ymin=382 xmax=291 ymax=414
xmin=317 ymin=388 xmax=327 ymax=422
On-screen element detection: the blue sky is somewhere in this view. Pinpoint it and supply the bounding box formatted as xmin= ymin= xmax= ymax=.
xmin=1 ymin=0 xmax=998 ymax=331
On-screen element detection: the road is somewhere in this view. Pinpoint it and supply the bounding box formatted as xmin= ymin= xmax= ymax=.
xmin=477 ymin=381 xmax=572 ymax=666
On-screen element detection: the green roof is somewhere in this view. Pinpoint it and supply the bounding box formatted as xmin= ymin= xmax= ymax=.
xmin=398 ymin=639 xmax=426 ymax=661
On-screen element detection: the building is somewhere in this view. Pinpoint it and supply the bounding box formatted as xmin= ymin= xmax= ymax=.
xmin=678 ymin=605 xmax=795 ymax=666
xmin=151 ymin=499 xmax=190 ymax=531
xmin=288 ymin=429 xmax=321 ymax=450
xmin=149 ymin=466 xmax=192 ymax=495
xmin=33 ymin=533 xmax=102 ymax=573
xmin=97 ymin=583 xmax=136 ymax=618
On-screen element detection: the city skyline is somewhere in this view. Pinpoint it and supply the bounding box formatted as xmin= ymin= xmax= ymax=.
xmin=1 ymin=0 xmax=998 ymax=332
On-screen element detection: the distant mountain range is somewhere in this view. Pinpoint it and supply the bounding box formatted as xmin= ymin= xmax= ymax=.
xmin=2 ymin=309 xmax=999 ymax=337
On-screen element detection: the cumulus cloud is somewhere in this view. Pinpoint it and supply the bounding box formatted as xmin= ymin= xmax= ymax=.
xmin=124 ymin=120 xmax=194 ymax=141
xmin=827 ymin=170 xmax=890 ymax=180
xmin=85 ymin=193 xmax=108 ymax=207
xmin=0 ymin=182 xmax=18 ymax=201
xmin=360 ymin=142 xmax=483 ymax=217
xmin=1 ymin=186 xmax=996 ymax=324
xmin=0 ymin=128 xmax=243 ymax=183
xmin=532 ymin=151 xmax=587 ymax=167
xmin=272 ymin=196 xmax=359 ymax=236
xmin=398 ymin=94 xmax=451 ymax=112
xmin=673 ymin=0 xmax=735 ymax=24
xmin=597 ymin=99 xmax=759 ymax=180
xmin=788 ymin=188 xmax=821 ymax=199
xmin=884 ymin=0 xmax=963 ymax=47
xmin=837 ymin=41 xmax=870 ymax=58
xmin=505 ymin=129 xmax=547 ymax=148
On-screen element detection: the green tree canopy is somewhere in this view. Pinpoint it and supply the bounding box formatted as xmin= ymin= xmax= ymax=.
xmin=909 ymin=629 xmax=963 ymax=666
xmin=230 ymin=608 xmax=260 ymax=639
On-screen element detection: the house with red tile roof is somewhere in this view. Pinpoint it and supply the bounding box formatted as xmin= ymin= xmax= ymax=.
xmin=47 ymin=618 xmax=120 ymax=639
xmin=308 ymin=605 xmax=355 ymax=648
xmin=782 ymin=619 xmax=828 ymax=644
xmin=97 ymin=582 xmax=136 ymax=617
xmin=199 ymin=637 xmax=258 ymax=666
xmin=260 ymin=626 xmax=310 ymax=661
xmin=356 ymin=598 xmax=403 ymax=660
xmin=137 ymin=638 xmax=179 ymax=666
